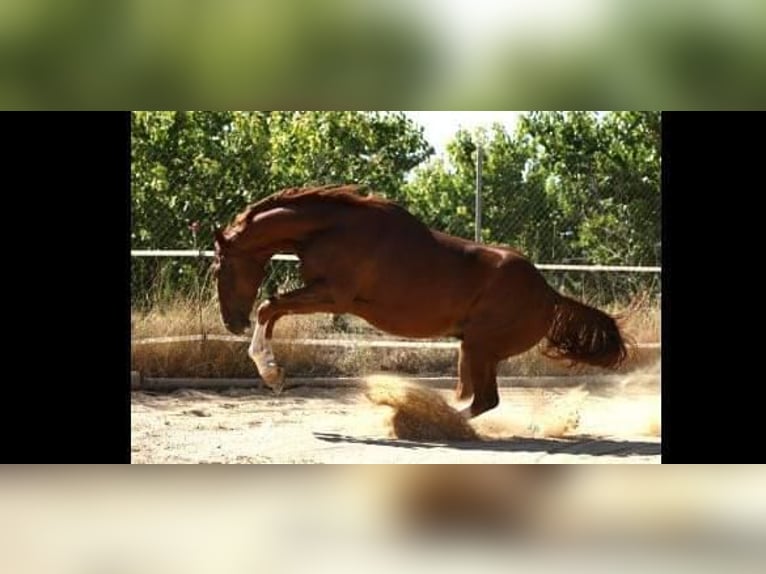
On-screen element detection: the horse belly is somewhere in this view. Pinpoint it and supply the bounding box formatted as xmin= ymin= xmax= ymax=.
xmin=350 ymin=300 xmax=463 ymax=339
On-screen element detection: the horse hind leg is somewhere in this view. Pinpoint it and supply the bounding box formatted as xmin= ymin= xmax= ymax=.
xmin=455 ymin=343 xmax=474 ymax=402
xmin=458 ymin=344 xmax=499 ymax=419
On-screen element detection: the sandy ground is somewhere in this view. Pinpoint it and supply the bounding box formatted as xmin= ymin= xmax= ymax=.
xmin=132 ymin=368 xmax=660 ymax=463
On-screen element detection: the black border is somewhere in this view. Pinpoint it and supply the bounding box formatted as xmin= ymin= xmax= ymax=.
xmin=1 ymin=112 xmax=131 ymax=463
xmin=660 ymin=112 xmax=677 ymax=462
xmin=660 ymin=112 xmax=671 ymax=461
xmin=661 ymin=111 xmax=763 ymax=462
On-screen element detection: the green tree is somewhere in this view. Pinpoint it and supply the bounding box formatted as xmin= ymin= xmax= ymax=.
xmin=400 ymin=128 xmax=477 ymax=238
xmin=518 ymin=111 xmax=660 ymax=265
xmin=131 ymin=111 xmax=272 ymax=250
xmin=266 ymin=111 xmax=432 ymax=200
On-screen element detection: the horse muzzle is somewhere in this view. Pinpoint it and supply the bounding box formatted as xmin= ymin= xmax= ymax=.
xmin=223 ymin=318 xmax=252 ymax=335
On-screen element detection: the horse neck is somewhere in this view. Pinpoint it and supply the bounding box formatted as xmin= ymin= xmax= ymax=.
xmin=234 ymin=199 xmax=337 ymax=256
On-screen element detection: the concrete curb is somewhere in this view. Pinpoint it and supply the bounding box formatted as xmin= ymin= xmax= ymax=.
xmin=131 ymin=373 xmax=652 ymax=392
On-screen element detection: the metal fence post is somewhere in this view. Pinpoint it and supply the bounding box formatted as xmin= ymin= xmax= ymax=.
xmin=475 ymin=144 xmax=483 ymax=243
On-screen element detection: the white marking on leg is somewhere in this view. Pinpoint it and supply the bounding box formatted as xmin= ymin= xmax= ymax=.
xmin=249 ymin=321 xmax=275 ymax=372
xmin=247 ymin=301 xmax=285 ymax=392
xmin=248 ymin=319 xmax=266 ymax=360
xmin=247 ymin=317 xmax=284 ymax=391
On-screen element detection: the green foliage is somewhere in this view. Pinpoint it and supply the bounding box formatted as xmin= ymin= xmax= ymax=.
xmin=521 ymin=111 xmax=661 ymax=266
xmin=265 ymin=111 xmax=433 ymax=200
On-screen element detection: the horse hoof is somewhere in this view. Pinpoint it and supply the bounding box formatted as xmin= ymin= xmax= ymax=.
xmin=263 ymin=366 xmax=286 ymax=395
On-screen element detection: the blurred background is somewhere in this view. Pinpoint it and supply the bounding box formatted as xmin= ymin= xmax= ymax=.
xmin=2 ymin=466 xmax=765 ymax=573
xmin=2 ymin=0 xmax=765 ymax=108
xmin=130 ymin=111 xmax=660 ymax=379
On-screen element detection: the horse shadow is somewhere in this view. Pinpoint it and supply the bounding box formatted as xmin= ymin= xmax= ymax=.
xmin=312 ymin=432 xmax=660 ymax=457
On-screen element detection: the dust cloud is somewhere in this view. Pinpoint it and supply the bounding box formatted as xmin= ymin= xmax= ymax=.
xmin=363 ymin=362 xmax=660 ymax=442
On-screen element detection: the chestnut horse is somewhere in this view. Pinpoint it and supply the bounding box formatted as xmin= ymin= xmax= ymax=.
xmin=213 ymin=185 xmax=627 ymax=418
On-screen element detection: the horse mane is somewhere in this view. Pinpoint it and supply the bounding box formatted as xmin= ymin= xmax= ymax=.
xmin=275 ymin=184 xmax=389 ymax=206
xmin=225 ymin=184 xmax=393 ymax=238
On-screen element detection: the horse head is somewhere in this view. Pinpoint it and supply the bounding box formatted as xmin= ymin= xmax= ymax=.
xmin=212 ymin=228 xmax=268 ymax=334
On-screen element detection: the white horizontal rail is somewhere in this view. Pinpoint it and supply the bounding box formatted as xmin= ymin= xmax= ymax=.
xmin=130 ymin=250 xmax=660 ymax=273
xmin=535 ymin=264 xmax=661 ymax=273
xmin=131 ymin=250 xmax=297 ymax=261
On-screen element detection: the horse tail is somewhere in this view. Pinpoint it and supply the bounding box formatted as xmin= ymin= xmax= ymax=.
xmin=542 ymin=292 xmax=629 ymax=369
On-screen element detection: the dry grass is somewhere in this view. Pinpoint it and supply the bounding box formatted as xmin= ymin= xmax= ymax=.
xmin=132 ymin=293 xmax=660 ymax=379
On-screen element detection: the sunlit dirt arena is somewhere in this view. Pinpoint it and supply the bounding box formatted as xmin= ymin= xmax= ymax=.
xmin=131 ymin=362 xmax=660 ymax=463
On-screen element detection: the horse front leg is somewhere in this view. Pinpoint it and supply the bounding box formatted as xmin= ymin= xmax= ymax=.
xmin=249 ymin=282 xmax=345 ymax=393
xmin=248 ymin=300 xmax=286 ymax=393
